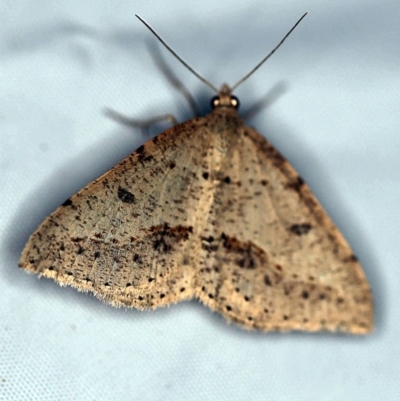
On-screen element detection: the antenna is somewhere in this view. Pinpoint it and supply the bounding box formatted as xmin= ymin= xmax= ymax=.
xmin=231 ymin=13 xmax=307 ymax=90
xmin=136 ymin=15 xmax=219 ymax=93
xmin=136 ymin=13 xmax=307 ymax=93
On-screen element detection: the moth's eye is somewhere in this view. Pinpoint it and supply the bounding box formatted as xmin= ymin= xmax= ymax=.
xmin=231 ymin=95 xmax=240 ymax=109
xmin=211 ymin=96 xmax=220 ymax=109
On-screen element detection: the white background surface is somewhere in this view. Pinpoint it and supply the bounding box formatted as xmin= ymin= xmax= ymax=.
xmin=1 ymin=0 xmax=399 ymax=400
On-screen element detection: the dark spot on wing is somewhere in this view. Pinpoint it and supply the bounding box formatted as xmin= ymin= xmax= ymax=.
xmin=264 ymin=275 xmax=272 ymax=286
xmin=264 ymin=270 xmax=283 ymax=287
xmin=62 ymin=198 xmax=73 ymax=207
xmin=148 ymin=223 xmax=193 ymax=254
xmin=287 ymin=176 xmax=305 ymax=192
xmin=201 ymin=235 xmax=218 ymax=252
xmin=344 ymin=254 xmax=358 ymax=263
xmin=136 ymin=145 xmax=153 ymax=162
xmin=290 ymin=223 xmax=312 ymax=236
xmin=133 ymin=253 xmax=142 ymax=263
xmin=118 ymin=186 xmax=135 ymax=204
xmin=220 ymin=233 xmax=267 ymax=270
xmin=71 ymin=237 xmax=84 ymax=242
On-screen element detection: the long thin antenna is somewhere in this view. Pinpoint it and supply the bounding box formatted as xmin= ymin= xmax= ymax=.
xmin=231 ymin=12 xmax=307 ymax=91
xmin=135 ymin=15 xmax=219 ymax=93
xmin=136 ymin=13 xmax=307 ymax=94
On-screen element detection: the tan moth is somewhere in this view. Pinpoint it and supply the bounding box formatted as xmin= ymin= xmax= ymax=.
xmin=19 ymin=14 xmax=373 ymax=334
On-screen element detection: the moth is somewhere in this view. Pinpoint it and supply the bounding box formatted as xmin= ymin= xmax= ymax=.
xmin=19 ymin=14 xmax=373 ymax=334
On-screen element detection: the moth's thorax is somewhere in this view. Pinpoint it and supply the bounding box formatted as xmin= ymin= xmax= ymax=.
xmin=205 ymin=107 xmax=244 ymax=157
xmin=209 ymin=105 xmax=244 ymax=134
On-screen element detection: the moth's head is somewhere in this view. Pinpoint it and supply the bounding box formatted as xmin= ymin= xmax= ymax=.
xmin=135 ymin=13 xmax=307 ymax=115
xmin=211 ymin=84 xmax=240 ymax=110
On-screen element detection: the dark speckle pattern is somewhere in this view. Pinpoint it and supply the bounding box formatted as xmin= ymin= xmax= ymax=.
xmin=19 ymin=94 xmax=373 ymax=334
xmin=118 ymin=187 xmax=135 ymax=204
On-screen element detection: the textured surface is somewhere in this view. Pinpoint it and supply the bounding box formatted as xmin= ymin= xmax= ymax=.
xmin=19 ymin=106 xmax=372 ymax=333
xmin=2 ymin=1 xmax=399 ymax=400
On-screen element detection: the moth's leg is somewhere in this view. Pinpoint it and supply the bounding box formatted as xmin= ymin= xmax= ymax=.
xmin=148 ymin=42 xmax=200 ymax=117
xmin=104 ymin=42 xmax=199 ymax=132
xmin=104 ymin=108 xmax=178 ymax=131
xmin=242 ymin=81 xmax=287 ymax=120
xmin=104 ymin=44 xmax=198 ymax=132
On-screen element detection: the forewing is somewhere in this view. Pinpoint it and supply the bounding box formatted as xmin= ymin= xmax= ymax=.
xmin=195 ymin=122 xmax=373 ymax=333
xmin=19 ymin=118 xmax=211 ymax=309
